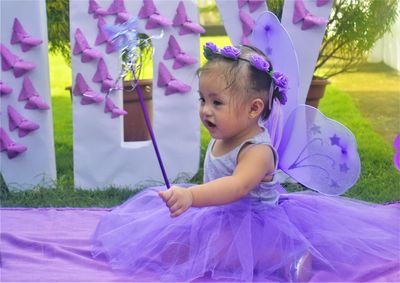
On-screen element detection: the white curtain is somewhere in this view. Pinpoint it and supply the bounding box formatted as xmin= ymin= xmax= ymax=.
xmin=368 ymin=6 xmax=400 ymax=72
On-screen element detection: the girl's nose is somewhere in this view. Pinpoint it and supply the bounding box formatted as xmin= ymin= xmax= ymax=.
xmin=201 ymin=104 xmax=212 ymax=116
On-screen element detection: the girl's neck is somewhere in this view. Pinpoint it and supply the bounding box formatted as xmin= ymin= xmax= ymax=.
xmin=213 ymin=124 xmax=263 ymax=157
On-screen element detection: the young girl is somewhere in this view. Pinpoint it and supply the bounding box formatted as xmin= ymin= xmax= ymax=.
xmin=92 ymin=43 xmax=399 ymax=282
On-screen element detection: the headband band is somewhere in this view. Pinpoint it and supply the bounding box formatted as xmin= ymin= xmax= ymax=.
xmin=203 ymin=42 xmax=288 ymax=107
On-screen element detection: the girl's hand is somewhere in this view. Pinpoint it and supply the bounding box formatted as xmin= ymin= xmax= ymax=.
xmin=159 ymin=186 xmax=193 ymax=217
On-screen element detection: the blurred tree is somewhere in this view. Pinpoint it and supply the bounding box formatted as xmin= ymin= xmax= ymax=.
xmin=47 ymin=0 xmax=70 ymax=64
xmin=267 ymin=0 xmax=399 ymax=78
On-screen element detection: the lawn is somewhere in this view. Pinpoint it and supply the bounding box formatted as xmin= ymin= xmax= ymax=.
xmin=1 ymin=36 xmax=399 ymax=207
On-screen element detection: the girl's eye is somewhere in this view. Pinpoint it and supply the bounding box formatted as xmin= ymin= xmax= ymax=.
xmin=199 ymin=97 xmax=205 ymax=104
xmin=213 ymin=100 xmax=222 ymax=106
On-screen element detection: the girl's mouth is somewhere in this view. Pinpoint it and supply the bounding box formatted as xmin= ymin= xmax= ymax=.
xmin=206 ymin=120 xmax=216 ymax=128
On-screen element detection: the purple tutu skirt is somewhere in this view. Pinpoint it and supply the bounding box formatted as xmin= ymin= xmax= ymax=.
xmin=92 ymin=185 xmax=400 ymax=282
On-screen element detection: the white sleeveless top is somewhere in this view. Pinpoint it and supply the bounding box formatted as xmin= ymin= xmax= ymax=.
xmin=203 ymin=129 xmax=281 ymax=205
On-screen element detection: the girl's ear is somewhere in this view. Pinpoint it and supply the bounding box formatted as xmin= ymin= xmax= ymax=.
xmin=248 ymin=98 xmax=264 ymax=119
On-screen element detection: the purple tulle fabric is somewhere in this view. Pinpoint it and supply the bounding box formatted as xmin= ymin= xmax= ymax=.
xmin=92 ymin=185 xmax=400 ymax=282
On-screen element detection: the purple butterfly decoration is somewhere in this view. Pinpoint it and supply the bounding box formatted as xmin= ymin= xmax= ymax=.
xmin=18 ymin=76 xmax=50 ymax=110
xmin=11 ymin=18 xmax=43 ymax=52
xmin=0 ymin=128 xmax=27 ymax=159
xmin=104 ymin=97 xmax=127 ymax=118
xmin=94 ymin=17 xmax=118 ymax=53
xmin=73 ymin=73 xmax=104 ymax=105
xmin=92 ymin=58 xmax=120 ymax=93
xmin=238 ymin=0 xmax=264 ymax=13
xmin=7 ymin=105 xmax=39 ymax=137
xmin=157 ymin=62 xmax=191 ymax=96
xmin=163 ymin=35 xmax=197 ymax=69
xmin=95 ymin=17 xmax=108 ymax=45
xmin=107 ymin=0 xmax=131 ymax=24
xmin=88 ymin=0 xmax=109 ymax=18
xmin=292 ymin=0 xmax=328 ymax=30
xmin=173 ymin=1 xmax=205 ymax=35
xmin=138 ymin=0 xmax=172 ymax=30
xmin=316 ymin=0 xmax=330 ymax=7
xmin=73 ymin=28 xmax=102 ymax=63
xmin=0 ymin=44 xmax=36 ymax=78
xmin=0 ymin=81 xmax=13 ymax=96
xmin=239 ymin=10 xmax=255 ymax=45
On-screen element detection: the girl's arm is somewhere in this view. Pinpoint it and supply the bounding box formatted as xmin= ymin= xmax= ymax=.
xmin=159 ymin=144 xmax=275 ymax=217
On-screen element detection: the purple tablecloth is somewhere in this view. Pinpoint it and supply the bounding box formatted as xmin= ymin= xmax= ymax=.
xmin=0 ymin=208 xmax=134 ymax=282
xmin=1 ymin=206 xmax=399 ymax=282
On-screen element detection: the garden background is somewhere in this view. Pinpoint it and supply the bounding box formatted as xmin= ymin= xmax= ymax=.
xmin=1 ymin=0 xmax=399 ymax=207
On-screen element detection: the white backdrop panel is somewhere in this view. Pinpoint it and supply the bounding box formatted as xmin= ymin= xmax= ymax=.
xmin=0 ymin=0 xmax=56 ymax=190
xmin=70 ymin=0 xmax=200 ymax=189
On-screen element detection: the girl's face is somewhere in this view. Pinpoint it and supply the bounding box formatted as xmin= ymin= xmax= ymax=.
xmin=198 ymin=69 xmax=253 ymax=141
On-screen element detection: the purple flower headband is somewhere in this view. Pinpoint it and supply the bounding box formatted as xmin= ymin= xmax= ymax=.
xmin=203 ymin=42 xmax=288 ymax=106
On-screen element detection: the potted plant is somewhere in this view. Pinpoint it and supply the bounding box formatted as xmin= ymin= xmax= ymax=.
xmin=268 ymin=0 xmax=399 ymax=107
xmin=121 ymin=33 xmax=154 ymax=142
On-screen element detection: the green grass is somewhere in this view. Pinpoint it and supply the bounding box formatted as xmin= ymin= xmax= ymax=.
xmin=1 ymin=37 xmax=399 ymax=207
xmin=319 ymin=86 xmax=400 ymax=203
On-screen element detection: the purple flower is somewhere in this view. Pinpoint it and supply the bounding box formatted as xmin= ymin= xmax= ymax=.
xmin=220 ymin=46 xmax=241 ymax=59
xmin=203 ymin=42 xmax=219 ymax=60
xmin=204 ymin=42 xmax=218 ymax=53
xmin=250 ymin=54 xmax=270 ymax=72
xmin=277 ymin=89 xmax=288 ymax=105
xmin=272 ymin=71 xmax=288 ymax=91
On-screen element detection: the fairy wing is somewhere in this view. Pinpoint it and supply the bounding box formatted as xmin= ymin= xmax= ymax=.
xmin=252 ymin=12 xmax=360 ymax=195
xmin=277 ymin=105 xmax=361 ymax=195
xmin=250 ymin=11 xmax=300 ymax=148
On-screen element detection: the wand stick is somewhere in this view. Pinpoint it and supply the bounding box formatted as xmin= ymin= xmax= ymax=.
xmin=132 ymin=77 xmax=171 ymax=189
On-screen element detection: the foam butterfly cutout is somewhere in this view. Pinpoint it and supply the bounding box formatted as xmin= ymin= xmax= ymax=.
xmin=173 ymin=1 xmax=205 ymax=35
xmin=95 ymin=17 xmax=108 ymax=46
xmin=138 ymin=0 xmax=172 ymax=30
xmin=92 ymin=58 xmax=121 ymax=93
xmin=0 ymin=44 xmax=36 ymax=78
xmin=88 ymin=0 xmax=109 ymax=18
xmin=104 ymin=97 xmax=127 ymax=118
xmin=11 ymin=18 xmax=43 ymax=52
xmin=0 ymin=128 xmax=27 ymax=159
xmin=94 ymin=17 xmax=117 ymax=54
xmin=0 ymin=81 xmax=13 ymax=96
xmin=18 ymin=76 xmax=50 ymax=110
xmin=238 ymin=0 xmax=264 ymax=13
xmin=317 ymin=0 xmax=330 ymax=7
xmin=292 ymin=0 xmax=328 ymax=30
xmin=73 ymin=73 xmax=104 ymax=105
xmin=157 ymin=62 xmax=191 ymax=96
xmin=73 ymin=28 xmax=103 ymax=63
xmin=7 ymin=105 xmax=40 ymax=137
xmin=107 ymin=0 xmax=131 ymax=24
xmin=163 ymin=35 xmax=197 ymax=69
xmin=239 ymin=10 xmax=255 ymax=45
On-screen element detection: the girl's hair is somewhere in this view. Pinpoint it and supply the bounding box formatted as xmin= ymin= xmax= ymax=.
xmin=197 ymin=45 xmax=279 ymax=121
